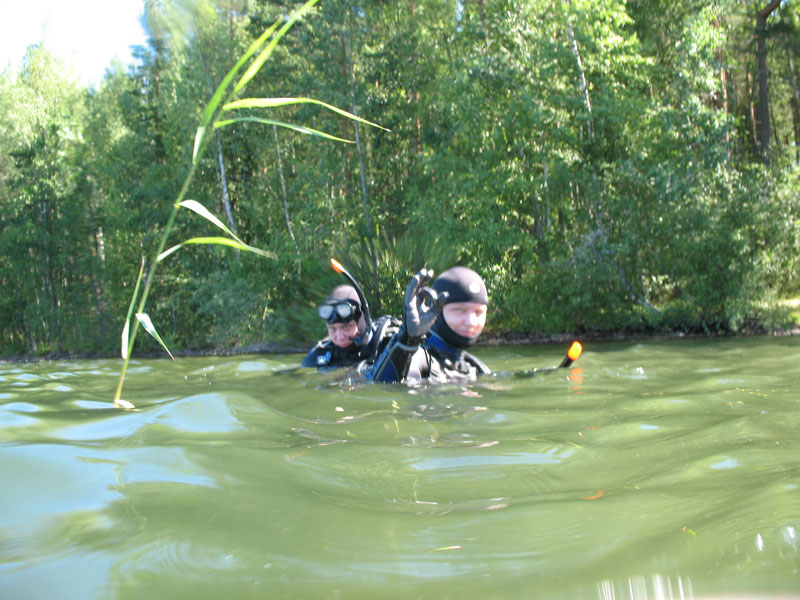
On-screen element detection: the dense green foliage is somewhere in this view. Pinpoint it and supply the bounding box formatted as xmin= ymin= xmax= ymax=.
xmin=1 ymin=0 xmax=799 ymax=358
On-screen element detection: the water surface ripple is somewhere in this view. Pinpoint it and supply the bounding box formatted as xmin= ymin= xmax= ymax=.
xmin=1 ymin=337 xmax=799 ymax=599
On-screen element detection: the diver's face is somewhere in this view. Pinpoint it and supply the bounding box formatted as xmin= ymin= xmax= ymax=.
xmin=327 ymin=320 xmax=360 ymax=348
xmin=442 ymin=302 xmax=487 ymax=339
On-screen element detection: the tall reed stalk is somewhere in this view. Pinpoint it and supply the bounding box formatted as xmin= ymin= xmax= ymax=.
xmin=114 ymin=0 xmax=386 ymax=409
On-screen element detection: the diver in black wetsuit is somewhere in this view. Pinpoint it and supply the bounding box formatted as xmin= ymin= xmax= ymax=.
xmin=302 ymin=258 xmax=406 ymax=370
xmin=365 ymin=266 xmax=491 ymax=383
xmin=301 ymin=285 xmax=377 ymax=368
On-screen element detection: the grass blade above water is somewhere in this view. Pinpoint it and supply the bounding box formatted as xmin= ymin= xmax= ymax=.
xmin=214 ymin=117 xmax=353 ymax=143
xmin=223 ymin=97 xmax=389 ymax=131
xmin=158 ymin=237 xmax=276 ymax=262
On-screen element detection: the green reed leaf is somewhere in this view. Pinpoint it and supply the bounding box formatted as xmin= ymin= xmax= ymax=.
xmin=214 ymin=117 xmax=353 ymax=143
xmin=135 ymin=313 xmax=175 ymax=360
xmin=114 ymin=0 xmax=380 ymax=407
xmin=192 ymin=126 xmax=206 ymax=165
xmin=200 ymin=20 xmax=280 ymax=129
xmin=121 ymin=320 xmax=130 ymax=361
xmin=158 ymin=236 xmax=276 ymax=262
xmin=223 ymin=97 xmax=390 ymax=131
xmin=178 ymin=199 xmax=247 ymax=243
xmin=234 ymin=0 xmax=320 ymax=95
xmin=121 ymin=256 xmax=146 ymax=360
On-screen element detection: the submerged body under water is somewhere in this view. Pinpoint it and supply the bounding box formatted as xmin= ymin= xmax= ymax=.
xmin=1 ymin=336 xmax=799 ymax=599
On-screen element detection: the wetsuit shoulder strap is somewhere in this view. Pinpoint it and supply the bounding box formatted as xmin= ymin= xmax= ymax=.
xmin=462 ymin=351 xmax=491 ymax=375
xmin=425 ymin=333 xmax=490 ymax=376
xmin=364 ymin=315 xmax=402 ymax=361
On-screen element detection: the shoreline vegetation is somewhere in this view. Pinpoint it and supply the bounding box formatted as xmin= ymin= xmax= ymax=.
xmin=4 ymin=324 xmax=799 ymax=364
xmin=2 ymin=1 xmax=799 ymax=370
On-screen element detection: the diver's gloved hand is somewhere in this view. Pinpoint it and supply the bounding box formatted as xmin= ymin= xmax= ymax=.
xmin=402 ymin=269 xmax=448 ymax=345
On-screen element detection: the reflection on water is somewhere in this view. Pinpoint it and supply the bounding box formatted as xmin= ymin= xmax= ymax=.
xmin=597 ymin=575 xmax=695 ymax=600
xmin=1 ymin=337 xmax=800 ymax=599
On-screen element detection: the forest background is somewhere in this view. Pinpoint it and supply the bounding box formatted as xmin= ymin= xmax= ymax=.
xmin=1 ymin=0 xmax=799 ymax=359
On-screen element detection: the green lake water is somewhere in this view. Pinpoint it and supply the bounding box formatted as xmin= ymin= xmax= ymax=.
xmin=1 ymin=336 xmax=799 ymax=599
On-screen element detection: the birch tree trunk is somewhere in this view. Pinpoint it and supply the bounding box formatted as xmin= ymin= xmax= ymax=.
xmin=566 ymin=22 xmax=594 ymax=144
xmin=87 ymin=190 xmax=107 ymax=339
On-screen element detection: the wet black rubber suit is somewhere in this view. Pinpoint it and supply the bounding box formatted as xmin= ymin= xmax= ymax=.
xmin=363 ymin=267 xmax=490 ymax=383
xmin=301 ymin=313 xmax=396 ymax=368
xmin=301 ymin=285 xmax=385 ymax=369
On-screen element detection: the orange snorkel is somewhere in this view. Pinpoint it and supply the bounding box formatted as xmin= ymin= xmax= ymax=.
xmin=329 ymin=258 xmax=374 ymax=343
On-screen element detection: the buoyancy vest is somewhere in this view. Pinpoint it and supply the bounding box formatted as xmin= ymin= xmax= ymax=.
xmin=422 ymin=332 xmax=491 ymax=383
xmin=301 ymin=314 xmax=401 ymax=369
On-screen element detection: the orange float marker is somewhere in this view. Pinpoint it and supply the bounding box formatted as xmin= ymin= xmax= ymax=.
xmin=558 ymin=340 xmax=583 ymax=368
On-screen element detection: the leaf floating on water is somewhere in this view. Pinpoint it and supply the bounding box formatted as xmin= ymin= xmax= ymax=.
xmin=430 ymin=546 xmax=462 ymax=552
xmin=582 ymin=490 xmax=605 ymax=500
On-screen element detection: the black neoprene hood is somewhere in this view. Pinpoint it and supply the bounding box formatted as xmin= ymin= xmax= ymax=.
xmin=431 ymin=266 xmax=488 ymax=348
xmin=432 ymin=266 xmax=488 ymax=306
